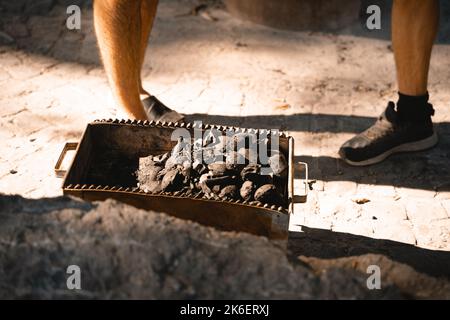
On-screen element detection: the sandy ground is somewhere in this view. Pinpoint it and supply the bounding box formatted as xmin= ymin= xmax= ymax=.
xmin=2 ymin=195 xmax=449 ymax=299
xmin=0 ymin=0 xmax=449 ymax=251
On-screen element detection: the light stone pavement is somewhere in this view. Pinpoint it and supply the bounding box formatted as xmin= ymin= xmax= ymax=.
xmin=1 ymin=0 xmax=449 ymax=251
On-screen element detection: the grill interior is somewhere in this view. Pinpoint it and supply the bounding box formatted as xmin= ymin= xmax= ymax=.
xmin=61 ymin=119 xmax=294 ymax=240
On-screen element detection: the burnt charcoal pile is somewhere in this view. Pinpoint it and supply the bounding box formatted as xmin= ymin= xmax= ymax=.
xmin=136 ymin=132 xmax=288 ymax=207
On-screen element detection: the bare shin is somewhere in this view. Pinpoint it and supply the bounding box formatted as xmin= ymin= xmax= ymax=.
xmin=139 ymin=0 xmax=159 ymax=96
xmin=94 ymin=0 xmax=151 ymax=119
xmin=392 ymin=0 xmax=439 ymax=96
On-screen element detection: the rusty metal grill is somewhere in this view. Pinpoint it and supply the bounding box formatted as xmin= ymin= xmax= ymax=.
xmin=56 ymin=119 xmax=304 ymax=241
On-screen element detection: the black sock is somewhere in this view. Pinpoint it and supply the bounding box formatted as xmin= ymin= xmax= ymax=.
xmin=396 ymin=92 xmax=434 ymax=121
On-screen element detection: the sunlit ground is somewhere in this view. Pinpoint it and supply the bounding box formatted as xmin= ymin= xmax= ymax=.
xmin=0 ymin=0 xmax=449 ymax=252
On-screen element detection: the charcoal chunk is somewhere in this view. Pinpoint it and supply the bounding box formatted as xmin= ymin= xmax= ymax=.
xmin=137 ymin=132 xmax=289 ymax=209
xmin=240 ymin=181 xmax=255 ymax=201
xmin=141 ymin=181 xmax=162 ymax=193
xmin=137 ymin=156 xmax=164 ymax=193
xmin=205 ymin=175 xmax=237 ymax=188
xmin=241 ymin=164 xmax=272 ymax=186
xmin=152 ymin=152 xmax=169 ymax=166
xmin=254 ymin=184 xmax=282 ymax=205
xmin=161 ymin=169 xmax=184 ymax=192
xmin=212 ymin=185 xmax=222 ymax=194
xmin=268 ymin=152 xmax=288 ymax=176
xmin=193 ymin=160 xmax=207 ymax=175
xmin=199 ymin=173 xmax=212 ymax=194
xmin=207 ymin=162 xmax=228 ymax=177
xmin=180 ymin=167 xmax=192 ymax=184
xmin=219 ymin=185 xmax=238 ymax=200
xmin=138 ymin=157 xmax=163 ymax=181
xmin=241 ymin=164 xmax=260 ymax=181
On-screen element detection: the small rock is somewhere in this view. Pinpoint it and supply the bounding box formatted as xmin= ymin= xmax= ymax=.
xmin=161 ymin=169 xmax=184 ymax=192
xmin=142 ymin=181 xmax=162 ymax=193
xmin=241 ymin=164 xmax=271 ymax=186
xmin=212 ymin=185 xmax=221 ymax=194
xmin=199 ymin=173 xmax=212 ymax=194
xmin=10 ymin=169 xmax=17 ymax=175
xmin=208 ymin=162 xmax=227 ymax=176
xmin=240 ymin=181 xmax=255 ymax=201
xmin=241 ymin=164 xmax=260 ymax=181
xmin=200 ymin=183 xmax=212 ymax=195
xmin=254 ymin=184 xmax=282 ymax=205
xmin=153 ymin=152 xmax=169 ymax=166
xmin=268 ymin=152 xmax=287 ymax=176
xmin=219 ymin=185 xmax=238 ymax=199
xmin=351 ymin=197 xmax=371 ymax=205
xmin=199 ymin=173 xmax=210 ymax=184
xmin=192 ymin=160 xmax=207 ymax=175
xmin=180 ymin=167 xmax=192 ymax=184
xmin=205 ymin=175 xmax=237 ymax=188
xmin=138 ymin=157 xmax=163 ymax=181
xmin=164 ymin=156 xmax=175 ymax=169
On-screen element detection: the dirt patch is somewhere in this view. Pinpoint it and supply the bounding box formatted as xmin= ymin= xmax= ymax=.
xmin=0 ymin=194 xmax=407 ymax=299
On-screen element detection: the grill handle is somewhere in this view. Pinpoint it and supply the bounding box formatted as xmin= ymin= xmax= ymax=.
xmin=55 ymin=142 xmax=78 ymax=178
xmin=295 ymin=161 xmax=308 ymax=204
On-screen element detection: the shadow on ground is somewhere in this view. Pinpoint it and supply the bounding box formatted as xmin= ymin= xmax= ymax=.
xmin=288 ymin=226 xmax=450 ymax=279
xmin=186 ymin=113 xmax=450 ymax=191
xmin=1 ymin=2 xmax=449 ymax=190
xmin=187 ymin=112 xmax=450 ymax=133
xmin=1 ymin=194 xmax=449 ymax=298
xmin=1 ymin=0 xmax=450 ymax=68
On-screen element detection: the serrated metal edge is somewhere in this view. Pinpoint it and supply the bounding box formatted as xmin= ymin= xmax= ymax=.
xmin=64 ymin=183 xmax=288 ymax=213
xmin=91 ymin=118 xmax=288 ymax=138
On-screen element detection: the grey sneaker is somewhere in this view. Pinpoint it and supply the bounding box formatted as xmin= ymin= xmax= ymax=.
xmin=339 ymin=101 xmax=438 ymax=166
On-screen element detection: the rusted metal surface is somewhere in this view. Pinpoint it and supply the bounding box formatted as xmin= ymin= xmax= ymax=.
xmin=57 ymin=119 xmax=301 ymax=241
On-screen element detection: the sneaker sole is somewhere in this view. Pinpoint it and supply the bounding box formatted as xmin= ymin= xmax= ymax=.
xmin=341 ymin=131 xmax=438 ymax=167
